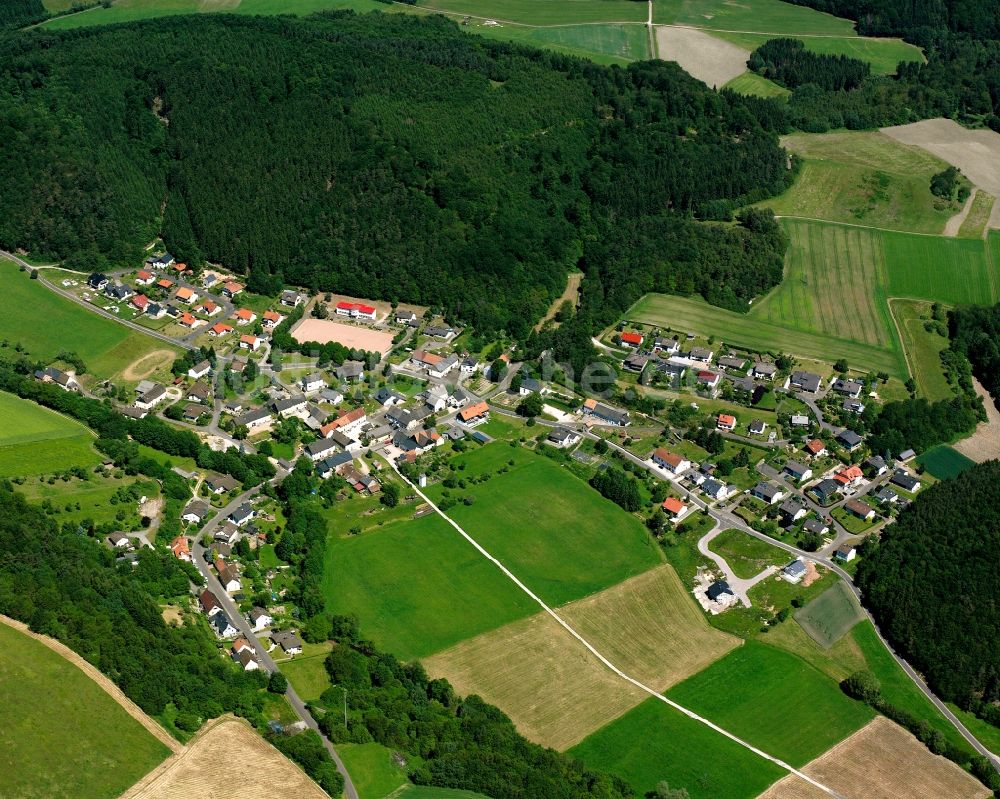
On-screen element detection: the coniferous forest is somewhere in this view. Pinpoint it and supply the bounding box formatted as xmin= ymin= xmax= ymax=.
xmin=0 ymin=12 xmax=793 ymax=337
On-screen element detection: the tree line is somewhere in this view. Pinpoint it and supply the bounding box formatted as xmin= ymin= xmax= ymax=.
xmin=749 ymin=38 xmax=871 ymax=91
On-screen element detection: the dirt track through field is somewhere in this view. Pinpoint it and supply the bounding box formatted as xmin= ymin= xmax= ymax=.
xmin=121 ymin=349 xmax=176 ymax=381
xmin=758 ymin=716 xmax=991 ymax=799
xmin=0 ymin=615 xmax=181 ymax=753
xmin=120 ymin=715 xmax=329 ymax=799
xmin=953 ymin=377 xmax=1000 ymax=462
xmin=655 ymin=26 xmax=749 ymax=87
xmin=535 ymin=271 xmax=583 ymax=332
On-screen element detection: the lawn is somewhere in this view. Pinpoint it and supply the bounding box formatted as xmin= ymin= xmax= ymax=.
xmin=723 ymin=71 xmax=789 ymax=98
xmin=707 ymin=528 xmax=786 ymax=579
xmin=0 ymin=259 xmax=178 ymax=383
xmin=281 ymin=651 xmax=332 ymax=704
xmin=945 ymin=704 xmax=1000 ymax=756
xmin=135 ymin=443 xmax=200 ymax=475
xmin=890 ymin=299 xmax=953 ymax=401
xmin=665 ymin=640 xmax=874 ymax=766
xmin=915 ymin=444 xmax=976 ymax=480
xmin=322 ymin=512 xmax=537 ymax=660
xmin=17 ymin=472 xmax=158 ymax=529
xmin=424 ymin=445 xmax=663 ymax=606
xmin=794 ymin=581 xmax=864 ymax=648
xmin=852 ymin=621 xmax=974 ymax=755
xmin=257 ymin=543 xmax=285 ymax=569
xmin=338 ymin=742 xmax=410 ymax=799
xmin=766 ymin=131 xmax=958 ymax=233
xmin=0 ymin=622 xmax=169 ymax=799
xmin=0 ymin=392 xmax=100 ymax=477
xmin=570 ymin=696 xmax=786 ymax=799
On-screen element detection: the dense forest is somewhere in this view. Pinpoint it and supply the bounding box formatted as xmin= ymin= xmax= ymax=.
xmin=856 ymin=461 xmax=1000 ymax=719
xmin=0 ymin=12 xmax=793 ymax=337
xmin=747 ymin=0 xmax=1000 ymax=131
xmin=749 ymin=38 xmax=871 ymax=91
xmin=950 ymin=302 xmax=1000 ymax=407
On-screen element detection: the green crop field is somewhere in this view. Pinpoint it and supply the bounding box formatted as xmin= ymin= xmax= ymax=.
xmin=708 ymin=528 xmax=786 ymax=579
xmin=0 ymin=392 xmax=100 ymax=477
xmin=424 ymin=446 xmax=662 ymax=606
xmin=852 ymin=621 xmax=973 ymax=755
xmin=723 ymin=71 xmax=789 ymax=98
xmin=0 ymin=260 xmax=178 ymax=383
xmin=916 ymin=444 xmax=976 ymax=480
xmin=794 ymin=581 xmax=864 ymax=648
xmin=882 ymin=229 xmax=1000 ymax=305
xmin=474 ymin=21 xmax=649 ymax=65
xmin=419 ymin=0 xmax=647 ymax=24
xmin=665 ymin=641 xmax=873 ymax=766
xmin=570 ymin=696 xmax=786 ymax=799
xmin=322 ymin=511 xmax=536 ymax=660
xmin=0 ymin=622 xmax=169 ymax=799
xmin=890 ymin=299 xmax=953 ymax=401
xmin=767 ymin=131 xmax=959 ymax=233
xmin=714 ymin=31 xmax=922 ymax=75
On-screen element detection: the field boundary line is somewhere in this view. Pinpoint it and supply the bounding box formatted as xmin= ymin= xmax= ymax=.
xmin=394 ymin=3 xmax=647 ymax=29
xmin=658 ymin=22 xmax=912 ymax=42
xmin=0 ymin=614 xmax=182 ymax=753
xmin=885 ymin=298 xmax=917 ymax=386
xmin=775 ymin=215 xmax=949 ymax=237
xmin=386 ymin=459 xmax=849 ymax=799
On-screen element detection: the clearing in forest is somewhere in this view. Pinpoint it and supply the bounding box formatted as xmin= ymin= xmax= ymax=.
xmin=0 ymin=617 xmax=171 ymax=799
xmin=757 ymin=716 xmax=991 ymax=799
xmin=655 ymin=26 xmax=749 ymax=88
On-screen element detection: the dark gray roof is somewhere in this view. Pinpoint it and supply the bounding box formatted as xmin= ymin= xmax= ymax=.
xmin=784 ymin=460 xmax=811 ymax=477
xmin=752 ymin=482 xmax=782 ymax=501
xmin=803 ymin=518 xmax=828 ymax=534
xmin=317 ymin=451 xmax=353 ymax=473
xmin=305 ymin=438 xmax=339 ymax=458
xmin=706 ymin=581 xmax=733 ymax=600
xmin=837 ymin=429 xmax=863 ymax=448
xmin=790 ymin=371 xmax=822 ymax=392
xmin=891 ymin=470 xmax=920 ymax=490
xmin=812 ymin=478 xmax=841 ymax=497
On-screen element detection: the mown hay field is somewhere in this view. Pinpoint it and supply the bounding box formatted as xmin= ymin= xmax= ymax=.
xmin=476 ymin=21 xmax=649 ymax=66
xmin=758 ymin=717 xmax=991 ymax=799
xmin=0 ymin=391 xmax=100 ymax=477
xmin=724 ymin=71 xmax=789 ymax=98
xmin=794 ymin=581 xmax=864 ymax=648
xmin=0 ymin=620 xmax=170 ymax=799
xmin=890 ymin=299 xmax=954 ymax=402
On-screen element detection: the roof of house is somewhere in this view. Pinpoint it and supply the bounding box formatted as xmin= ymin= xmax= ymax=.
xmin=653 ymin=448 xmax=686 ymax=468
xmin=336 ymin=360 xmax=365 ymax=378
xmin=748 ymin=419 xmax=766 ymax=433
xmin=548 ymin=426 xmax=576 ymax=443
xmin=689 ymin=347 xmax=712 ymax=359
xmin=273 ymin=630 xmax=303 ymax=650
xmin=176 ymin=287 xmax=195 ymax=300
xmin=210 ymin=322 xmax=233 ymax=335
xmin=753 ymin=482 xmax=782 ymax=500
xmin=412 ymin=349 xmax=442 ymax=366
xmin=718 ymin=355 xmax=747 ymax=369
xmin=237 ymin=407 xmax=271 ymax=426
xmin=834 ymin=465 xmax=864 ymax=484
xmin=891 ymin=470 xmax=920 ymax=489
xmin=805 ymin=439 xmax=826 ymax=455
xmin=199 ymin=589 xmax=222 ymax=614
xmin=837 ymin=429 xmax=863 ymax=447
xmin=263 ymin=310 xmax=282 ymax=323
xmin=779 ymin=497 xmax=806 ymax=515
xmin=183 ymin=500 xmax=210 ymax=520
xmin=459 ymin=401 xmax=490 ymax=422
xmin=322 ymin=406 xmax=365 ymax=434
xmin=784 ymin=559 xmax=807 ymax=577
xmin=272 ymin=395 xmax=307 ymax=413
xmin=223 ymin=281 xmax=244 ymax=294
xmin=803 ymin=518 xmax=828 ymax=534
xmin=210 ymin=613 xmax=235 ymax=634
xmin=318 ymin=451 xmax=354 ymax=473
xmin=662 ymin=497 xmax=686 ymax=514
xmin=170 ymin=536 xmax=189 ymax=557
xmin=336 ymin=301 xmax=376 ymax=314
xmin=717 ymin=413 xmax=737 ymax=426
xmin=235 ymin=308 xmax=254 ymax=321
xmin=620 ymin=332 xmax=643 ymax=344
xmin=753 ymin=361 xmax=777 ymax=374
xmin=813 ymin=478 xmax=841 ymax=496
xmin=845 ymin=498 xmax=874 ymax=516
xmin=706 ymin=581 xmax=734 ymax=600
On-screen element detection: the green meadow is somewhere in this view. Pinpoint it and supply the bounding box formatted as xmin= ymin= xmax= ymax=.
xmin=0 ymin=392 xmax=100 ymax=477
xmin=424 ymin=445 xmax=662 ymax=606
xmin=915 ymin=444 xmax=976 ymax=481
xmin=665 ymin=641 xmax=874 ymax=766
xmin=473 ymin=21 xmax=649 ymax=65
xmin=794 ymin=581 xmax=865 ymax=648
xmin=723 ymin=71 xmax=789 ymax=99
xmin=0 ymin=622 xmax=169 ymax=799
xmin=715 ymin=31 xmax=922 ymax=75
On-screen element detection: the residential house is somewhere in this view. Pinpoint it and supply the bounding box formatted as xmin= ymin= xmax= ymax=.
xmin=188 ymin=359 xmax=211 ymax=380
xmin=424 ymin=384 xmax=449 ymax=412
xmin=106 ymin=283 xmax=134 ymax=302
xmin=788 ymin=371 xmax=822 ymax=393
xmin=178 ymin=312 xmax=198 ymax=328
xmin=236 ymin=407 xmax=272 ymax=431
xmin=837 ymin=429 xmax=864 ymax=451
xmin=409 ymin=350 xmax=442 ymax=371
xmin=322 ymin=406 xmax=367 ymax=437
xmin=425 ymin=325 xmax=455 ymax=340
xmin=779 ymin=497 xmax=808 ymax=523
xmin=783 ymin=559 xmax=808 ymax=584
xmin=873 ymin=486 xmax=898 ymax=505
xmin=301 ymin=372 xmax=326 ymax=394
xmin=271 ymin=395 xmax=308 ymax=418
xmin=214 ymin=524 xmax=240 ymax=546
xmin=547 ymin=427 xmax=581 ymax=448
xmin=156 ymin=278 xmax=174 ymax=291
xmin=661 ymin=359 xmax=689 ymax=382
xmin=136 ymin=269 xmax=154 ymax=286
xmin=235 ymin=648 xmax=259 ymax=672
xmin=187 ymin=381 xmax=211 ymax=403
xmin=199 ymin=589 xmax=223 ymax=617
xmin=248 ymin=607 xmax=273 ymax=631
xmin=803 ymin=518 xmax=829 ymax=536
xmin=459 ymin=401 xmax=490 ymax=427
xmin=716 ymin=413 xmax=737 ymax=431
xmin=365 ymin=424 xmax=393 ymax=446
xmin=448 ymin=387 xmax=474 ymax=409
xmin=395 ymin=309 xmax=418 ymax=325
xmin=210 ymin=613 xmax=239 ymax=639
xmin=752 ymin=482 xmax=784 ymax=505
xmin=706 ymin=580 xmax=736 ymax=607
xmin=689 ymin=347 xmax=713 ymax=363
xmin=316 ymin=451 xmax=354 ymax=479
xmin=221 ymin=281 xmax=244 ymax=299
xmin=843 ymin=399 xmax=866 ymax=415
xmin=834 ymin=544 xmax=857 ymax=562
xmin=88 ymin=272 xmax=109 ymax=290
xmin=832 ymin=378 xmax=864 ymax=399
xmin=752 ymin=362 xmax=777 ymax=380
xmin=170 ymin=535 xmax=191 ymax=561
xmin=108 ymin=532 xmax=132 ymax=550
xmin=131 ymin=294 xmax=149 ymax=313
xmin=216 ymin=560 xmax=241 ymax=592
xmin=460 ymin=356 xmax=479 ymax=374
xmin=375 ymin=387 xmax=405 ymax=408
xmin=661 ymin=496 xmax=688 ymax=524
xmin=146 ymin=303 xmax=166 ymax=319
xmin=804 ymin=439 xmax=827 ymax=458
xmin=428 ymin=354 xmax=459 ymax=380
xmin=845 ymin=498 xmax=876 ymax=521
xmin=239 ymin=335 xmax=263 ymax=351
xmin=234 ymin=308 xmax=256 ymax=325
xmin=696 ymin=370 xmax=722 ymax=395
xmin=790 ymin=414 xmax=811 ymax=428
xmin=134 ymin=384 xmax=166 ymax=410
xmin=718 ymin=355 xmax=747 ymax=371
xmin=319 ymin=387 xmax=344 ymax=405
xmin=273 ymin=630 xmax=303 ymax=655
xmin=262 ymin=310 xmax=283 ymax=330
xmin=623 ymin=353 xmax=649 ymax=373
xmin=280 ymin=290 xmax=305 ymax=307
xmin=701 ymin=478 xmax=729 ymax=501
xmin=182 ymin=500 xmax=210 ymax=524
xmin=229 ymin=503 xmax=255 ymax=527
xmin=205 ymin=473 xmax=240 ymax=494
xmin=335 ymin=301 xmax=377 ymax=320
xmin=519 ymin=377 xmax=543 ymax=395
xmin=175 ymin=287 xmax=198 ymax=304
xmin=34 ymin=366 xmax=79 ymax=391
xmin=748 ymin=419 xmax=767 ymax=436
xmin=890 ymin=469 xmax=921 ymax=493
xmin=783 ymin=461 xmax=813 ymax=482
xmin=196 ymin=300 xmax=221 ymax=317
xmin=147 ymin=252 xmax=175 ymax=269
xmin=202 ymin=272 xmax=219 ymax=288
xmin=183 ymin=402 xmax=204 ymax=421
xmin=582 ymin=399 xmax=630 ymax=426
xmin=654 ymin=337 xmax=679 ymax=355
xmin=898 ymin=448 xmax=916 ymax=462
xmin=336 ymin=361 xmax=365 ymax=383
xmin=834 ymin=465 xmax=864 ymax=488
xmin=811 ymin=478 xmax=842 ymax=503
xmin=209 ymin=322 xmax=234 ymax=337
xmin=305 ymin=437 xmax=341 ymax=462
xmin=619 ymin=331 xmax=643 ymax=347
xmin=652 ymin=449 xmax=690 ymax=475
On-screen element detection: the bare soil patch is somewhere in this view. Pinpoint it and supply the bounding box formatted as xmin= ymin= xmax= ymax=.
xmin=121 ymin=349 xmax=176 ymax=382
xmin=120 ymin=715 xmax=329 ymax=799
xmin=656 ymin=26 xmax=750 ymax=88
xmin=0 ymin=614 xmax=181 ymax=753
xmin=954 ymin=377 xmax=1000 ymax=462
xmin=758 ymin=716 xmax=990 ymax=799
xmin=291 ymin=318 xmax=394 ymax=353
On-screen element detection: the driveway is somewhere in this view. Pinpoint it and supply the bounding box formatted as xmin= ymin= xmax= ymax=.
xmin=697 ymin=524 xmax=777 ymax=606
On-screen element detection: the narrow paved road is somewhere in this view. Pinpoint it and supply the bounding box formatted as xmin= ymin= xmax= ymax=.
xmin=696 ymin=523 xmax=776 ymax=606
xmin=193 ymin=484 xmax=360 ymax=799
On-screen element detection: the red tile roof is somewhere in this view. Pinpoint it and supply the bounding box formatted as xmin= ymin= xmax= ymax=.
xmin=717 ymin=413 xmax=736 ymax=426
xmin=805 ymin=439 xmax=825 ymax=455
xmin=621 ymin=332 xmax=643 ymax=345
xmin=662 ymin=497 xmax=686 ymax=514
xmin=459 ymin=401 xmax=489 ymax=421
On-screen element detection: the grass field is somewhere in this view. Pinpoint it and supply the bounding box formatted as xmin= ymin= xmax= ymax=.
xmin=915 ymin=444 xmax=976 ymax=480
xmin=338 ymin=743 xmax=410 ymax=799
xmin=794 ymin=581 xmax=864 ymax=648
xmin=713 ymin=31 xmax=922 ymax=75
xmin=665 ymin=641 xmax=874 ymax=766
xmin=18 ymin=472 xmax=158 ymax=528
xmin=0 ymin=259 xmax=178 ymax=383
xmin=0 ymin=622 xmax=169 ymax=799
xmin=280 ymin=652 xmax=332 ymax=704
xmin=322 ymin=511 xmax=536 ymax=660
xmin=890 ymin=299 xmax=953 ymax=402
xmin=0 ymin=392 xmax=100 ymax=477
xmin=419 ymin=0 xmax=647 ymax=24
xmin=570 ymin=696 xmax=787 ymax=799
xmin=883 ymin=229 xmax=1000 ymax=305
xmin=768 ymin=131 xmax=958 ymax=233
xmin=945 ymin=704 xmax=1000 ymax=756
xmin=707 ymin=528 xmax=786 ymax=579
xmin=474 ymin=21 xmax=649 ymax=65
xmin=424 ymin=446 xmax=662 ymax=606
xmin=958 ymin=190 xmax=996 ymax=239
xmin=396 ymin=788 xmax=493 ymax=799
xmin=723 ymin=71 xmax=789 ymax=98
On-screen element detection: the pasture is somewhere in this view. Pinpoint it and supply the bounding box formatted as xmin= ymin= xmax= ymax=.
xmin=769 ymin=131 xmax=958 ymax=233
xmin=424 ymin=446 xmax=662 ymax=606
xmin=665 ymin=641 xmax=874 ymax=766
xmin=280 ymin=652 xmax=332 ymax=704
xmin=424 ymin=610 xmax=648 ymax=750
xmin=18 ymin=472 xmax=159 ymax=529
xmin=714 ymin=31 xmax=922 ymax=75
xmin=794 ymin=581 xmax=864 ymax=648
xmin=0 ymin=392 xmax=100 ymax=477
xmin=120 ymin=716 xmax=330 ymax=799
xmin=0 ymin=259 xmax=178 ymax=383
xmin=916 ymin=444 xmax=976 ymax=480
xmin=475 ymin=21 xmax=649 ymax=65
xmin=707 ymin=528 xmax=786 ymax=579
xmin=0 ymin=620 xmax=169 ymax=799
xmin=322 ymin=512 xmax=536 ymax=660
xmin=890 ymin=299 xmax=953 ymax=402
xmin=570 ymin=696 xmax=786 ymax=799
xmin=723 ymin=71 xmax=789 ymax=98
xmin=759 ymin=717 xmax=992 ymax=799
xmin=416 ymin=0 xmax=648 ymax=25
xmin=338 ymin=743 xmax=409 ymax=799
xmin=882 ymin=229 xmax=999 ymax=305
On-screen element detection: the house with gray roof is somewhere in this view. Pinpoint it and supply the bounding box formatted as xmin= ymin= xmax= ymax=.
xmin=789 ymin=371 xmax=822 ymax=393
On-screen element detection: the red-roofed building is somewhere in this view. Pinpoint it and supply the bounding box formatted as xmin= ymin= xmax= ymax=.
xmin=239 ymin=334 xmax=262 ymax=351
xmin=157 ymin=278 xmax=174 ymax=290
xmin=321 ymin=406 xmax=367 ymax=436
xmin=804 ymin=439 xmax=827 ymax=458
xmin=652 ymin=448 xmax=691 ymax=475
xmin=834 ymin=464 xmax=864 ymax=487
xmin=198 ymin=300 xmax=221 ymax=317
xmin=620 ymin=331 xmax=643 ymax=347
xmin=335 ymin=301 xmax=377 ymax=321
xmin=459 ymin=401 xmax=490 ymax=426
xmin=131 ymin=294 xmax=149 ymax=312
xmin=234 ymin=308 xmax=256 ymax=325
xmin=176 ymin=286 xmax=198 ymax=304
xmin=221 ymin=281 xmax=244 ymax=299
xmin=136 ymin=270 xmax=154 ymax=286
xmin=179 ymin=312 xmax=197 ymax=328
xmin=697 ymin=370 xmax=721 ymax=390
xmin=717 ymin=413 xmax=737 ymax=431
xmin=170 ymin=535 xmax=191 ymax=561
xmin=262 ymin=310 xmax=283 ymax=330
xmin=210 ymin=322 xmax=233 ymax=337
xmin=661 ymin=496 xmax=688 ymax=523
